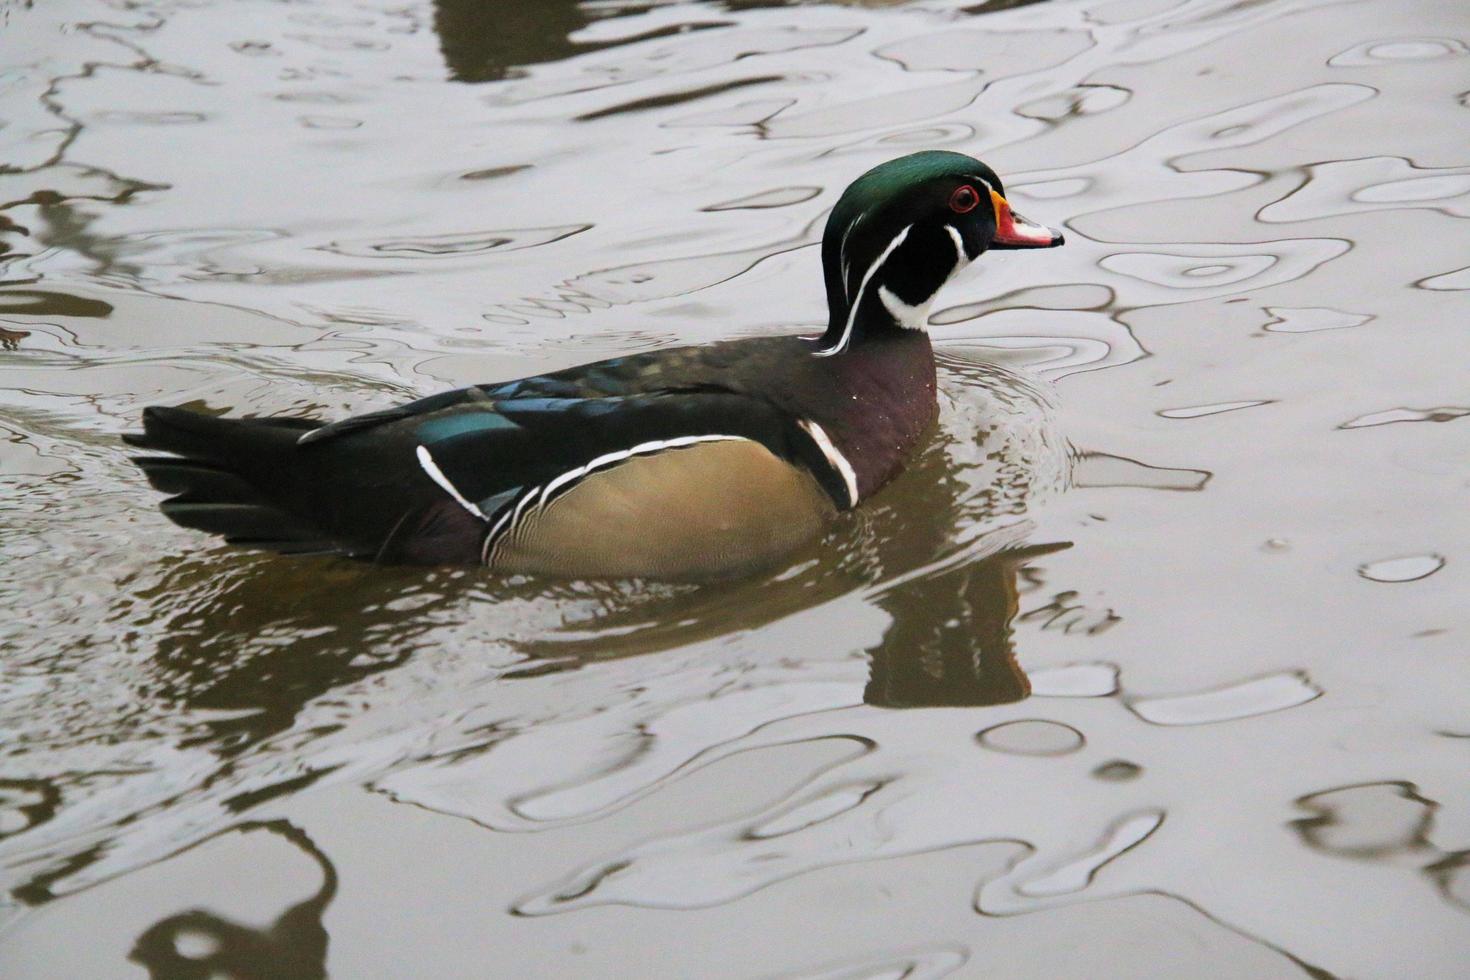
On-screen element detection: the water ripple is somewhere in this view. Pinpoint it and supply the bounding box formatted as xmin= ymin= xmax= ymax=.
xmin=977 ymin=719 xmax=1086 ymax=756
xmin=319 ymin=224 xmax=591 ymax=260
xmin=1262 ymin=156 xmax=1470 ymax=223
xmin=775 ymin=945 xmax=968 ymax=980
xmin=1127 ymin=672 xmax=1322 ymax=726
xmin=1157 ymin=399 xmax=1272 ymax=419
xmin=1007 ymin=809 xmax=1165 ymax=900
xmin=1415 ymin=266 xmax=1470 ymax=291
xmin=1098 ymin=238 xmax=1350 ymax=303
xmin=1338 ymin=406 xmax=1470 ymax=429
xmin=1263 ymin=306 xmax=1372 ymax=332
xmin=1328 ymin=37 xmax=1469 ymax=66
xmin=1357 ymin=555 xmax=1445 ymax=584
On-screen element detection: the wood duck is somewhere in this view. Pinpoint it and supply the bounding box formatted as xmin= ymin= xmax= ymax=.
xmin=126 ymin=151 xmax=1064 ymax=579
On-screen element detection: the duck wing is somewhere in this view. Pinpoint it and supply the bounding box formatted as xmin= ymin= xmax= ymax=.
xmin=296 ymin=336 xmax=807 ymax=447
xmin=127 ymin=379 xmax=851 ymax=571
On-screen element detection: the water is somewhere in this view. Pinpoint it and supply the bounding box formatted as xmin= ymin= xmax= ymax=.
xmin=2 ymin=0 xmax=1468 ymax=975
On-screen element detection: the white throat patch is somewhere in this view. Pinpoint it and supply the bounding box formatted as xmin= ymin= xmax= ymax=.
xmin=875 ymin=223 xmax=972 ymax=331
xmin=945 ymin=224 xmax=969 ymax=269
xmin=817 ymin=219 xmax=979 ymax=351
xmin=877 ymin=285 xmax=935 ymax=330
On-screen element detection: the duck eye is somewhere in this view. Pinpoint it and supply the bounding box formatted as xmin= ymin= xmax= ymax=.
xmin=949 ymin=185 xmax=980 ymax=214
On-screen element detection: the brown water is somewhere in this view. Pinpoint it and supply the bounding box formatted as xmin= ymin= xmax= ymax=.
xmin=2 ymin=0 xmax=1468 ymax=976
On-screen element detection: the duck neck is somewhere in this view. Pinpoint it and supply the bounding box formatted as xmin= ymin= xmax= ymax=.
xmin=813 ymin=273 xmax=931 ymax=357
xmin=813 ymin=220 xmax=941 ymax=356
xmin=817 ymin=295 xmax=917 ymax=357
xmin=816 ymin=326 xmax=937 ymax=501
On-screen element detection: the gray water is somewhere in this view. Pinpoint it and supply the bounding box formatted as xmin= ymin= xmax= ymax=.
xmin=2 ymin=0 xmax=1468 ymax=976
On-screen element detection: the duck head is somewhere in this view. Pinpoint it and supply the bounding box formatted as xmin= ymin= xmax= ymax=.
xmin=815 ymin=150 xmax=1064 ymax=356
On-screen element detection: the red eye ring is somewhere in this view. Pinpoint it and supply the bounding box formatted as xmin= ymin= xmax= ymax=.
xmin=949 ymin=184 xmax=980 ymax=214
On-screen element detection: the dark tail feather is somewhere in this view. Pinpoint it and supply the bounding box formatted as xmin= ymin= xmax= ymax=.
xmin=125 ymin=407 xmax=340 ymax=555
xmin=123 ymin=405 xmax=318 ymax=458
xmin=132 ymin=456 xmax=259 ymax=501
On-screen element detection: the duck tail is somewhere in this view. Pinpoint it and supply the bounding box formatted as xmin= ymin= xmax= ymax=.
xmin=124 ymin=406 xmax=336 ymax=554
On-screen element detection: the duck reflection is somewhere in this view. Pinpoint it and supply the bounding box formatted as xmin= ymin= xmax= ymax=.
xmin=430 ymin=0 xmax=903 ymax=84
xmin=434 ymin=0 xmax=721 ymax=83
xmin=864 ymin=542 xmax=1067 ymax=708
xmin=129 ymin=821 xmax=336 ymax=980
xmin=135 ymin=556 xmax=456 ymax=749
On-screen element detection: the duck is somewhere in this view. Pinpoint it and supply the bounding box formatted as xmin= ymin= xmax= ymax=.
xmin=126 ymin=150 xmax=1063 ymax=580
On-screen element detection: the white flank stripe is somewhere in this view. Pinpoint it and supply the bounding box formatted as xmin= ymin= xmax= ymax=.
xmin=482 ymin=485 xmax=543 ymax=565
xmin=816 ymin=223 xmax=911 ymax=357
xmin=512 ymin=485 xmax=541 ymax=525
xmin=481 ymin=506 xmax=515 ymax=564
xmin=535 ymin=434 xmax=749 ymax=511
xmin=416 ymin=445 xmax=487 ymax=521
xmin=481 ymin=434 xmax=753 ymax=566
xmin=799 ymin=419 xmax=859 ymax=508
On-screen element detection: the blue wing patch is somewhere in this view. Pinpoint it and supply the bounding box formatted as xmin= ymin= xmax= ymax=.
xmin=417 ymin=411 xmax=520 ymax=443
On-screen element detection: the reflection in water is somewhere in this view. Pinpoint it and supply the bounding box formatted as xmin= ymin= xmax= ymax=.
xmin=0 ymin=780 xmax=61 ymax=841
xmin=865 ymin=543 xmax=1068 ymax=708
xmin=130 ymin=822 xmax=336 ymax=980
xmin=0 ymin=289 xmax=113 ymax=319
xmin=135 ymin=557 xmax=456 ymax=748
xmin=433 ymin=0 xmax=727 ymax=83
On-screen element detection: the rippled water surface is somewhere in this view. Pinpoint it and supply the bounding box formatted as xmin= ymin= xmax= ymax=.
xmin=3 ymin=0 xmax=1469 ymax=975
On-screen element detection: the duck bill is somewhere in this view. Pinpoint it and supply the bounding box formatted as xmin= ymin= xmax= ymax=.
xmin=990 ymin=190 xmax=1065 ymax=249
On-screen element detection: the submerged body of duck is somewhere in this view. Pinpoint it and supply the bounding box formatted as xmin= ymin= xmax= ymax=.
xmin=126 ymin=151 xmax=1064 ymax=579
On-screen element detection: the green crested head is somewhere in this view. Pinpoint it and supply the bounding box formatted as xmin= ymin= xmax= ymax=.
xmin=815 ymin=150 xmax=1064 ymax=356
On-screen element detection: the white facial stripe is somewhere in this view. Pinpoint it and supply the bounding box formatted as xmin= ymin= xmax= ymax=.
xmin=416 ymin=445 xmax=488 ymax=521
xmin=945 ymin=224 xmax=967 ymax=268
xmin=816 ymin=223 xmax=912 ymax=357
xmin=799 ymin=419 xmax=859 ymax=508
xmin=839 ymin=213 xmax=863 ymax=302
